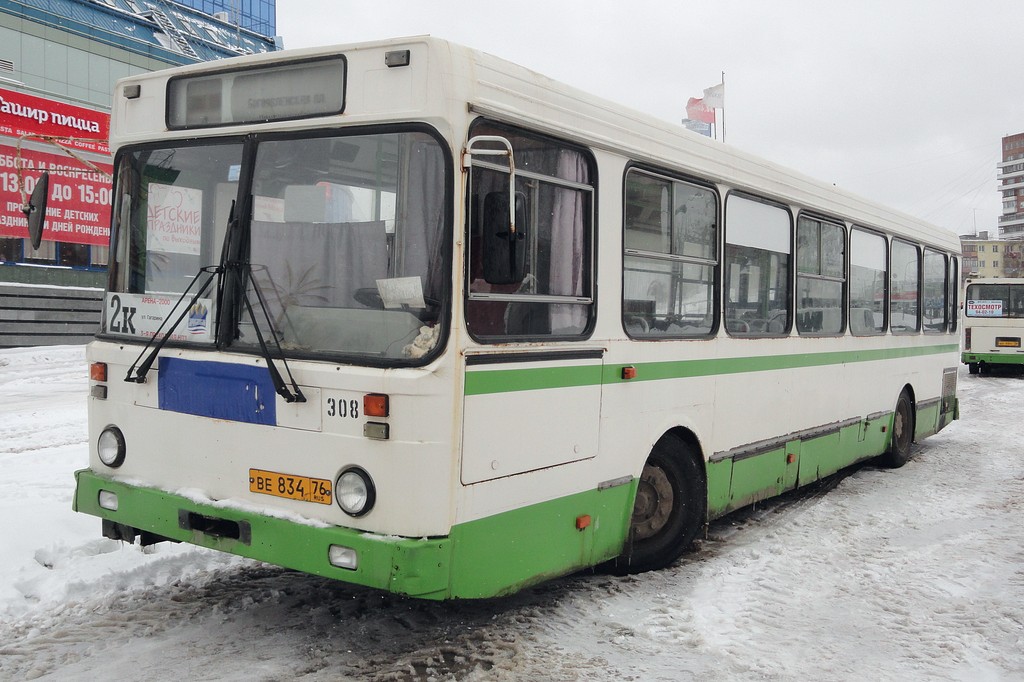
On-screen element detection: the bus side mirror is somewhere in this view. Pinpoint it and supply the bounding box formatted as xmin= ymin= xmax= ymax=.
xmin=481 ymin=190 xmax=528 ymax=285
xmin=23 ymin=172 xmax=49 ymax=251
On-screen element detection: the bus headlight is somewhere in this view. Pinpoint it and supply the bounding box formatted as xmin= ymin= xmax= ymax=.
xmin=97 ymin=426 xmax=126 ymax=468
xmin=336 ymin=467 xmax=375 ymax=517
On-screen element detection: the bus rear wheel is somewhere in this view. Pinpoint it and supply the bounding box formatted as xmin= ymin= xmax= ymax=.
xmin=968 ymin=363 xmax=979 ymax=375
xmin=615 ymin=434 xmax=705 ymax=573
xmin=880 ymin=391 xmax=915 ymax=468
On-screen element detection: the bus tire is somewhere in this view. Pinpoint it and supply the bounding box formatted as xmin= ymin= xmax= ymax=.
xmin=968 ymin=363 xmax=979 ymax=375
xmin=615 ymin=434 xmax=706 ymax=573
xmin=881 ymin=391 xmax=915 ymax=468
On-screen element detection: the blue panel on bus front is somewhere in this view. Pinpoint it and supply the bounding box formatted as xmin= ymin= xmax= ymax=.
xmin=158 ymin=358 xmax=276 ymax=426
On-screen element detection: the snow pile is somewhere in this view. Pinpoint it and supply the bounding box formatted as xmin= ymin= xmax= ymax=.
xmin=0 ymin=345 xmax=1021 ymax=680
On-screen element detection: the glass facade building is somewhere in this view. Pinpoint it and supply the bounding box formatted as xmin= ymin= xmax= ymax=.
xmin=172 ymin=0 xmax=276 ymax=37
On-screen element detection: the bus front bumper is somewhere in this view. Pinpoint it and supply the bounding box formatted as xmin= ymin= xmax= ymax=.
xmin=73 ymin=469 xmax=453 ymax=599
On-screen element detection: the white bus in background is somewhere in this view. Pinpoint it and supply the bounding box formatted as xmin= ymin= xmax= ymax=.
xmin=962 ymin=277 xmax=1024 ymax=374
xmin=55 ymin=37 xmax=962 ymax=600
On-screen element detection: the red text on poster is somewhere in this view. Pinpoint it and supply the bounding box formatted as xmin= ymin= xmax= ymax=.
xmin=0 ymin=145 xmax=113 ymax=246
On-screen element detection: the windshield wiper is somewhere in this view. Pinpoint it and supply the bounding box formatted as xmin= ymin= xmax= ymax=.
xmin=124 ymin=265 xmax=221 ymax=384
xmin=235 ymin=262 xmax=306 ymax=404
xmin=123 ymin=195 xmax=303 ymax=403
xmin=218 ymin=192 xmax=303 ymax=403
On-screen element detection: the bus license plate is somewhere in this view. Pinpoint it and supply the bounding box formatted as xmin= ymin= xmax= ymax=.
xmin=995 ymin=337 xmax=1021 ymax=348
xmin=249 ymin=468 xmax=332 ymax=505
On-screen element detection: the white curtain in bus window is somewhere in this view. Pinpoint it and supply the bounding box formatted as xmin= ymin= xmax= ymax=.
xmin=890 ymin=239 xmax=920 ymax=333
xmin=548 ymin=151 xmax=589 ymax=333
xmin=622 ymin=169 xmax=717 ymax=337
xmin=724 ymin=195 xmax=790 ymax=336
xmin=849 ymin=228 xmax=886 ymax=335
xmin=923 ymin=249 xmax=948 ymax=333
xmin=796 ymin=216 xmax=844 ymax=335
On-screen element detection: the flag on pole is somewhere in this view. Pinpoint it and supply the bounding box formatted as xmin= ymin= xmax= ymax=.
xmin=686 ymin=97 xmax=715 ymax=124
xmin=681 ymin=119 xmax=713 ymax=137
xmin=703 ymin=82 xmax=725 ymax=109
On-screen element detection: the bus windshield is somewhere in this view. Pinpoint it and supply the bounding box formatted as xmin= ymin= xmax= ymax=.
xmin=104 ymin=129 xmax=449 ymax=362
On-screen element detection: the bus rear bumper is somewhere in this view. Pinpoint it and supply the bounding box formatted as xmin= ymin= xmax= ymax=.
xmin=73 ymin=469 xmax=453 ymax=599
xmin=962 ymin=352 xmax=1024 ymax=366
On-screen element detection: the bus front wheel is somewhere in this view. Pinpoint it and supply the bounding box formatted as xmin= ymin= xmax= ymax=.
xmin=615 ymin=434 xmax=705 ymax=573
xmin=968 ymin=363 xmax=979 ymax=375
xmin=881 ymin=391 xmax=915 ymax=468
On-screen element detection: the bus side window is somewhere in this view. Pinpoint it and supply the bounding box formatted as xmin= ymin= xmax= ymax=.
xmin=466 ymin=121 xmax=595 ymax=341
xmin=724 ymin=194 xmax=791 ymax=337
xmin=622 ymin=168 xmax=717 ymax=338
xmin=850 ymin=228 xmax=887 ymax=335
xmin=923 ymin=248 xmax=948 ymax=333
xmin=796 ymin=215 xmax=845 ymax=335
xmin=890 ymin=239 xmax=921 ymax=334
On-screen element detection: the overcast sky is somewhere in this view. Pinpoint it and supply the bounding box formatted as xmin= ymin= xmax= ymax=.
xmin=276 ymin=0 xmax=1019 ymax=238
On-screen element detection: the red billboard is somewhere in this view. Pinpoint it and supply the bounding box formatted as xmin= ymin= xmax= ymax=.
xmin=0 ymin=88 xmax=112 ymax=247
xmin=0 ymin=145 xmax=113 ymax=246
xmin=0 ymin=87 xmax=109 ymax=154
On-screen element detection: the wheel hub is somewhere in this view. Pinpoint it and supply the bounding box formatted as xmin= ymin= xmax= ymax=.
xmin=631 ymin=463 xmax=674 ymax=540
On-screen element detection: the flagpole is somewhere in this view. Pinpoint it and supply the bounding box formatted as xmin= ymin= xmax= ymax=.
xmin=721 ymin=71 xmax=726 ymax=143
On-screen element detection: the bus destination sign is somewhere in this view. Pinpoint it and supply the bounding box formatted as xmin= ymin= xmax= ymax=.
xmin=167 ymin=57 xmax=345 ymax=129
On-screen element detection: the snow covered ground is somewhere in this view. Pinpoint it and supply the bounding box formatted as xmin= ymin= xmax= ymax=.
xmin=0 ymin=345 xmax=1021 ymax=681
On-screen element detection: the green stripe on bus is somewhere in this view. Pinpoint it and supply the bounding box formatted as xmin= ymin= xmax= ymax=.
xmin=464 ymin=363 xmax=605 ymax=395
xmin=465 ymin=343 xmax=958 ymax=395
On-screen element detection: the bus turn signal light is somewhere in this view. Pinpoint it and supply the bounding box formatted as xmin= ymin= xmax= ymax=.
xmin=622 ymin=366 xmax=637 ymax=380
xmin=363 ymin=393 xmax=389 ymax=417
xmin=90 ymin=362 xmax=107 ymax=382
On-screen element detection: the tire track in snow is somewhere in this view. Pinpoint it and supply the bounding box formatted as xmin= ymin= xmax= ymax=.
xmin=3 ymin=355 xmax=1023 ymax=680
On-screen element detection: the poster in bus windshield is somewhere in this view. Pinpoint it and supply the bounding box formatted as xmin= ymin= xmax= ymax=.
xmin=147 ymin=183 xmax=203 ymax=255
xmin=966 ymin=300 xmax=1003 ymax=317
xmin=104 ymin=292 xmax=214 ymax=342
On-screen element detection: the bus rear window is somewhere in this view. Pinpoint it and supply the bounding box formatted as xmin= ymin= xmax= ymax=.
xmin=966 ymin=284 xmax=1024 ymax=318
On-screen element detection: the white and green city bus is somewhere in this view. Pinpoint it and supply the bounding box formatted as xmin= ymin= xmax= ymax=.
xmin=65 ymin=37 xmax=961 ymax=599
xmin=962 ymin=277 xmax=1024 ymax=373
